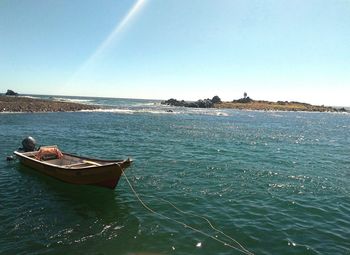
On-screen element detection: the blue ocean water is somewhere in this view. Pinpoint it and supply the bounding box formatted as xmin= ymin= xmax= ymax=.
xmin=0 ymin=96 xmax=349 ymax=255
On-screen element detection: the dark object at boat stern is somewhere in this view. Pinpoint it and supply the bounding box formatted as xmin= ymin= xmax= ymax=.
xmin=22 ymin=136 xmax=37 ymax=152
xmin=6 ymin=155 xmax=14 ymax=161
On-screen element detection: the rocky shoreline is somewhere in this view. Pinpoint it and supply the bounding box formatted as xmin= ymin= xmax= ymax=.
xmin=0 ymin=95 xmax=100 ymax=113
xmin=1 ymin=94 xmax=347 ymax=113
xmin=162 ymin=96 xmax=348 ymax=113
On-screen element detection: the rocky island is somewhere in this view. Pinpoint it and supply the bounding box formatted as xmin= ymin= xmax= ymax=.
xmin=0 ymin=92 xmax=100 ymax=112
xmin=162 ymin=94 xmax=347 ymax=113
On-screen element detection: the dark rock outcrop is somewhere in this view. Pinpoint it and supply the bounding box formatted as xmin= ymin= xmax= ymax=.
xmin=233 ymin=96 xmax=253 ymax=103
xmin=211 ymin=96 xmax=222 ymax=104
xmin=161 ymin=96 xmax=221 ymax=108
xmin=338 ymin=107 xmax=347 ymax=112
xmin=5 ymin=89 xmax=18 ymax=96
xmin=188 ymin=99 xmax=213 ymax=108
xmin=162 ymin=98 xmax=186 ymax=107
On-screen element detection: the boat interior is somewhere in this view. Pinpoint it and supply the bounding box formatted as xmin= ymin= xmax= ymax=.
xmin=20 ymin=150 xmax=108 ymax=168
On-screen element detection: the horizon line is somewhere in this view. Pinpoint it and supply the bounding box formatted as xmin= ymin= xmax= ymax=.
xmin=3 ymin=92 xmax=349 ymax=108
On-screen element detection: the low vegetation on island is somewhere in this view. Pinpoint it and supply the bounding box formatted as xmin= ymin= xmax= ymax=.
xmin=162 ymin=93 xmax=347 ymax=113
xmin=1 ymin=90 xmax=99 ymax=112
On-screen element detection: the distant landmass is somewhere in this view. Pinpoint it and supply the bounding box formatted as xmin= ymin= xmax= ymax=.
xmin=162 ymin=94 xmax=348 ymax=113
xmin=0 ymin=93 xmax=99 ymax=112
xmin=1 ymin=90 xmax=347 ymax=113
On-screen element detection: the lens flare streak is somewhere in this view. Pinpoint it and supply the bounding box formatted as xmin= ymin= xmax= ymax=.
xmin=66 ymin=0 xmax=147 ymax=87
xmin=86 ymin=0 xmax=147 ymax=65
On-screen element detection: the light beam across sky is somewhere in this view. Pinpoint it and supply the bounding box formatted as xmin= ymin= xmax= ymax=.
xmin=65 ymin=0 xmax=148 ymax=88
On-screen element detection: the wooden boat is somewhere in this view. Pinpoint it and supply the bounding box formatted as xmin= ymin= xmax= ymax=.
xmin=14 ymin=146 xmax=132 ymax=189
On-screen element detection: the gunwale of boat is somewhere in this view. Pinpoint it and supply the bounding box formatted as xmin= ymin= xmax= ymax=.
xmin=14 ymin=150 xmax=128 ymax=170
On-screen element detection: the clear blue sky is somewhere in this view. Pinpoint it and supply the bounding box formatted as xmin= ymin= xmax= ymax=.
xmin=1 ymin=0 xmax=349 ymax=106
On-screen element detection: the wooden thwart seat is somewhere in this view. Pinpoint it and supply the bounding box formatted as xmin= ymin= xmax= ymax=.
xmin=66 ymin=162 xmax=87 ymax=167
xmin=65 ymin=160 xmax=102 ymax=168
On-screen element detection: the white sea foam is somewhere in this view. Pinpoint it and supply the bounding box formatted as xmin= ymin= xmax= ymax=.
xmin=19 ymin=95 xmax=42 ymax=100
xmin=216 ymin=112 xmax=229 ymax=116
xmin=81 ymin=107 xmax=182 ymax=115
xmin=132 ymin=102 xmax=158 ymax=107
xmin=0 ymin=111 xmax=27 ymax=114
xmin=81 ymin=108 xmax=135 ymax=114
xmin=51 ymin=97 xmax=94 ymax=104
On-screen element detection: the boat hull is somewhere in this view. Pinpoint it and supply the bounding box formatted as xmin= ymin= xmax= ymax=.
xmin=14 ymin=151 xmax=132 ymax=189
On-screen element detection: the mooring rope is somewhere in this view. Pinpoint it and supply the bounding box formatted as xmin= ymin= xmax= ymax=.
xmin=118 ymin=165 xmax=254 ymax=255
xmin=159 ymin=198 xmax=254 ymax=255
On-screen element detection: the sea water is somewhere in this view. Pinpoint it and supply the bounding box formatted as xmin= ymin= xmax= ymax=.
xmin=0 ymin=96 xmax=349 ymax=255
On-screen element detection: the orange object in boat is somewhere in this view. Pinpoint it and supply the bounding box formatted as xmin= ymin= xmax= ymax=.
xmin=35 ymin=146 xmax=64 ymax=160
